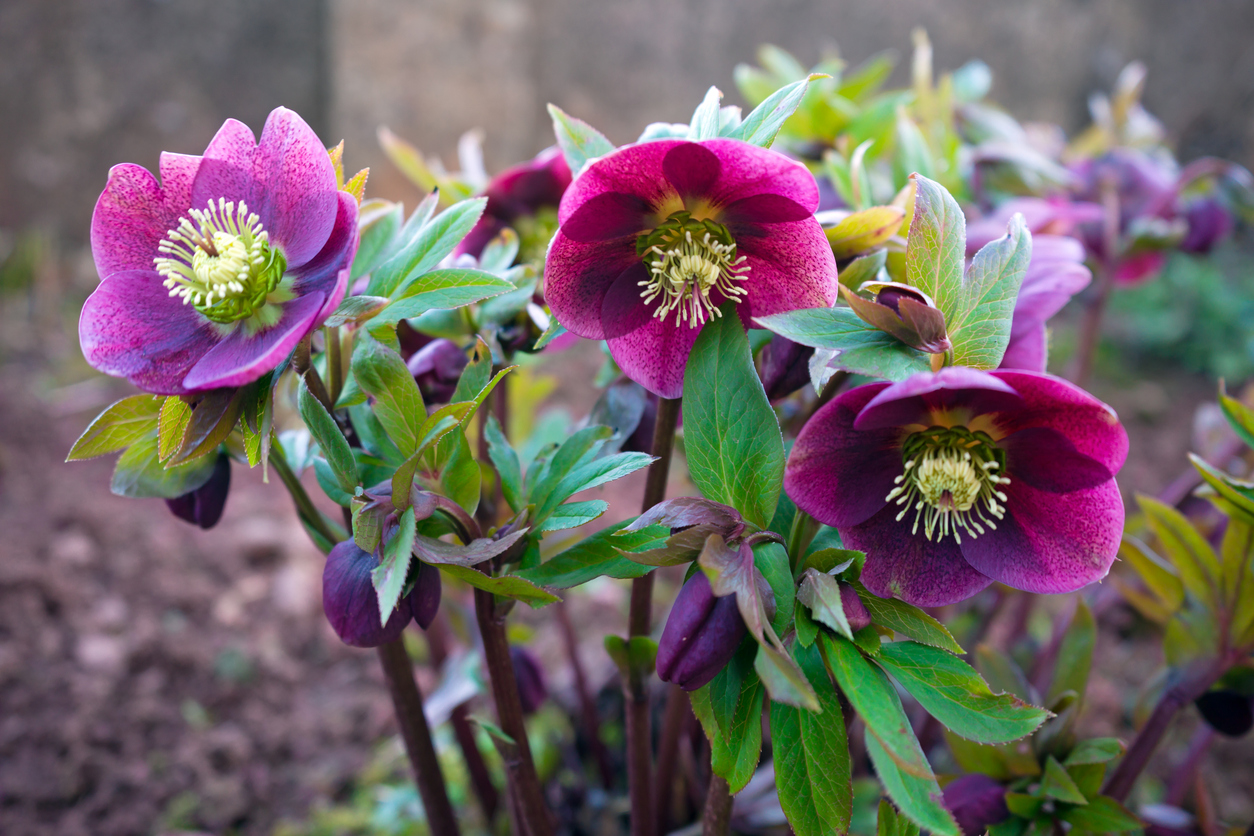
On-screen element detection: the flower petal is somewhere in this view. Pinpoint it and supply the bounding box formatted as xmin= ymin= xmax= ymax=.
xmin=854 ymin=368 xmax=1024 ymax=431
xmin=662 ymin=142 xmax=721 ymax=197
xmin=557 ymin=140 xmax=681 ymax=226
xmin=543 ymin=230 xmax=639 ymax=339
xmin=786 ymin=382 xmax=901 ymax=529
xmin=1002 ymin=425 xmax=1113 ymax=492
xmin=560 ymin=191 xmax=654 ymax=242
xmin=959 ymin=477 xmax=1123 ymax=594
xmin=600 ymin=261 xmax=656 ymax=339
xmin=988 ymin=371 xmax=1128 ymax=476
xmin=182 ymin=291 xmax=325 ymax=390
xmin=90 ymin=156 xmax=200 ymax=278
xmin=721 ymin=193 xmax=815 ymax=224
xmin=193 ymin=108 xmax=339 ymax=269
xmin=289 ymin=190 xmax=359 ymax=322
xmin=696 ymin=138 xmax=820 ymax=212
xmin=732 ymin=217 xmax=839 ymax=320
xmin=847 ymin=504 xmax=993 ymax=606
xmin=78 ymin=270 xmax=220 ymax=395
xmin=999 ymin=321 xmax=1047 ymax=372
xmin=606 ymin=310 xmax=706 ymax=399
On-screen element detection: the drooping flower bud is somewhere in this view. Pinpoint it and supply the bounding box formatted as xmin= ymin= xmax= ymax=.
xmin=406 ymin=559 xmax=442 ymax=631
xmin=165 ymin=453 xmax=231 ymax=529
xmin=1179 ymin=197 xmax=1233 ymax=254
xmin=510 ymin=646 xmax=549 ymax=715
xmin=839 ymin=582 xmax=872 ymax=633
xmin=942 ymin=774 xmax=1010 ymax=836
xmin=407 ymin=338 xmax=468 ymax=404
xmin=839 ymin=282 xmax=951 ymax=354
xmin=322 ymin=541 xmax=412 ymax=648
xmin=657 ymin=572 xmax=747 ymax=691
xmin=1195 ymin=689 xmax=1253 ymax=737
xmin=759 ymin=334 xmax=815 ymax=401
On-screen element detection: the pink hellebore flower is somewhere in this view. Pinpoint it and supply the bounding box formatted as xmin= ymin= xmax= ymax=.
xmin=456 ymin=146 xmax=572 ymax=260
xmin=785 ymin=367 xmax=1127 ymax=607
xmin=81 ymin=108 xmax=357 ymax=395
xmin=544 ymin=139 xmax=839 ymax=398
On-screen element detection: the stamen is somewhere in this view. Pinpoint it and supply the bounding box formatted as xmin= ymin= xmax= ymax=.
xmin=635 ymin=214 xmax=750 ymax=328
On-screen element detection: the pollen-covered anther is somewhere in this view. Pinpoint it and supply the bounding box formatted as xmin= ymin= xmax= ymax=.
xmin=153 ymin=197 xmax=286 ymax=324
xmin=885 ymin=426 xmax=1010 ymax=544
xmin=637 ymin=221 xmax=750 ymax=328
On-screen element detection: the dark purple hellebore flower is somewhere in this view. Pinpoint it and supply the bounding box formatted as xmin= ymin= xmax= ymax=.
xmin=759 ymin=333 xmax=815 ymax=401
xmin=1179 ymin=196 xmax=1234 ymax=255
xmin=322 ymin=541 xmax=411 ymax=648
xmin=509 ymin=646 xmax=549 ymax=715
xmin=840 ymin=282 xmax=952 ymax=355
xmin=165 ymin=452 xmax=231 ymax=529
xmin=1195 ymin=689 xmax=1254 ymax=737
xmin=407 ymin=559 xmax=442 ymax=631
xmin=456 ymin=146 xmax=572 ymax=260
xmin=785 ymin=367 xmax=1128 ymax=607
xmin=545 ymin=138 xmax=839 ymax=398
xmin=942 ymin=774 xmax=1010 ymax=836
xmin=657 ymin=571 xmax=748 ymax=691
xmin=999 ymin=235 xmax=1092 ymax=372
xmin=81 ymin=108 xmax=357 ymax=395
xmin=406 ymin=338 xmax=468 ymax=403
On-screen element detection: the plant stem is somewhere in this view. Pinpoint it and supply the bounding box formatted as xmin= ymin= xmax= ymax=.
xmin=269 ymin=447 xmax=343 ymax=545
xmin=1102 ymin=656 xmax=1230 ymax=802
xmin=376 ymin=638 xmax=462 ymax=836
xmin=1165 ymin=724 xmax=1215 ymax=806
xmin=292 ymin=333 xmax=334 ymax=411
xmin=556 ymin=598 xmax=614 ymax=790
xmin=654 ymin=684 xmax=691 ymax=835
xmin=786 ymin=509 xmax=820 ymax=575
xmin=1069 ymin=178 xmax=1120 ymax=388
xmin=625 ymin=395 xmax=681 ymax=836
xmin=325 ymin=326 xmax=344 ymax=406
xmin=701 ymin=774 xmax=733 ymax=836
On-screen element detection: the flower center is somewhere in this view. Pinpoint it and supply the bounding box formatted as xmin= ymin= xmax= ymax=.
xmin=885 ymin=425 xmax=1010 ymax=544
xmin=154 ymin=198 xmax=286 ymax=324
xmin=635 ymin=212 xmax=749 ymax=328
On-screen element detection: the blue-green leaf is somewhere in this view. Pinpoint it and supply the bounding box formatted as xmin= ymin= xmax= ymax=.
xmin=548 ymin=104 xmax=615 ymax=175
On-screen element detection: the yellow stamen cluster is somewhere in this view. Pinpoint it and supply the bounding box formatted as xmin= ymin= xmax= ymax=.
xmin=638 ymin=225 xmax=749 ymax=328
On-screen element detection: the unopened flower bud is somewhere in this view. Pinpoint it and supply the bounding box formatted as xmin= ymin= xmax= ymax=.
xmin=322 ymin=541 xmax=412 ymax=648
xmin=510 ymin=646 xmax=549 ymax=715
xmin=406 ymin=559 xmax=442 ymax=631
xmin=840 ymin=282 xmax=951 ymax=354
xmin=942 ymin=774 xmax=1010 ymax=836
xmin=839 ymin=582 xmax=872 ymax=633
xmin=759 ymin=334 xmax=815 ymax=401
xmin=1195 ymin=689 xmax=1253 ymax=738
xmin=407 ymin=339 xmax=468 ymax=404
xmin=657 ymin=572 xmax=747 ymax=691
xmin=166 ymin=453 xmax=231 ymax=529
xmin=1180 ymin=197 xmax=1233 ymax=254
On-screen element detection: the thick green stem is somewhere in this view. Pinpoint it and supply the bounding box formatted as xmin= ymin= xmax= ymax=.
xmin=269 ymin=447 xmax=342 ymax=545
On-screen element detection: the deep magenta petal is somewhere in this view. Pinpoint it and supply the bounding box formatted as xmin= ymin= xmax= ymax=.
xmin=847 ymin=505 xmax=993 ymax=606
xmin=1002 ymin=426 xmax=1113 ymax=492
xmin=662 ymin=142 xmax=721 ymax=197
xmin=182 ymin=291 xmax=325 ymax=390
xmin=960 ymin=478 xmax=1123 ymax=594
xmin=483 ymin=145 xmax=572 ymax=222
xmin=289 ymin=191 xmax=358 ymax=324
xmin=999 ymin=321 xmax=1047 ymax=372
xmin=90 ymin=159 xmax=199 ymax=279
xmin=78 ymin=270 xmax=220 ymax=396
xmin=732 ymin=217 xmax=839 ymax=320
xmin=721 ymin=193 xmax=814 ymax=224
xmin=786 ymin=383 xmax=901 ymax=529
xmin=988 ymin=371 xmax=1128 ymax=475
xmin=560 ymin=191 xmax=654 ymax=242
xmin=543 ymin=231 xmax=639 ymax=339
xmin=696 ymin=138 xmax=820 ymax=212
xmin=606 ymin=312 xmax=706 ymax=399
xmin=600 ymin=261 xmax=655 ymax=339
xmin=854 ymin=368 xmax=1023 ymax=431
xmin=557 ymin=140 xmax=681 ymax=226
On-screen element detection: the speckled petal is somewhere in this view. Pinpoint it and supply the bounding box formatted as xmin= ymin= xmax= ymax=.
xmin=289 ymin=190 xmax=359 ymax=323
xmin=847 ymin=504 xmax=993 ymax=606
xmin=732 ymin=217 xmax=839 ymax=321
xmin=697 ymin=138 xmax=820 ymax=212
xmin=182 ymin=291 xmax=325 ymax=391
xmin=786 ymin=382 xmax=902 ymax=529
xmin=600 ymin=261 xmax=656 ymax=339
xmin=606 ymin=309 xmax=706 ymax=399
xmin=854 ymin=368 xmax=1024 ymax=431
xmin=192 ymin=108 xmax=338 ymax=269
xmin=1001 ymin=425 xmax=1113 ymax=493
xmin=560 ymin=191 xmax=655 ymax=242
xmin=78 ymin=269 xmax=220 ymax=395
xmin=960 ymin=477 xmax=1123 ymax=594
xmin=543 ymin=230 xmax=639 ymax=339
xmin=557 ymin=140 xmax=680 ymax=226
xmin=662 ymin=141 xmax=722 ymax=198
xmin=90 ymin=154 xmax=200 ymax=278
xmin=988 ymin=371 xmax=1128 ymax=475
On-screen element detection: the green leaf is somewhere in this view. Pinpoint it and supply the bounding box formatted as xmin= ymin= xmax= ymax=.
xmin=683 ymin=302 xmax=785 ymax=528
xmin=876 ymin=799 xmax=921 ymax=836
xmin=734 ymin=74 xmax=828 ymax=149
xmin=973 ymin=644 xmax=1034 ymax=703
xmin=1139 ymin=493 xmax=1223 ymax=607
xmin=374 ymin=268 xmax=515 ymax=327
xmin=1057 ymin=796 xmax=1142 ymax=833
xmin=350 ymin=202 xmax=403 ymax=280
xmin=755 ymin=306 xmax=932 ymax=382
xmin=1191 ymin=453 xmax=1254 ymax=525
xmin=1040 ymin=755 xmax=1088 ymax=804
xmin=1119 ymin=535 xmax=1184 ymax=613
xmin=438 ymin=433 xmax=481 ymax=515
xmin=894 ymin=109 xmax=936 ymax=182
xmin=706 ymin=658 xmax=766 ymax=793
xmin=67 ymin=395 xmax=163 ymax=461
xmin=688 ymin=86 xmax=723 ymax=140
xmin=771 ymin=642 xmax=852 ymax=836
xmin=851 ymin=582 xmax=964 ymax=653
xmin=323 ymin=294 xmax=390 ymax=328
xmin=536 ymin=451 xmax=654 ymax=521
xmin=485 ymin=415 xmax=523 ymax=512
xmin=516 ymin=521 xmax=658 ymax=588
xmin=538 ymin=500 xmax=607 ymax=532
xmin=904 ymin=173 xmax=965 ymax=326
xmin=824 ymin=205 xmax=906 ymax=260
xmin=366 ymin=198 xmax=487 ymax=298
xmin=169 ymin=388 xmax=244 ymax=466
xmin=1063 ymin=737 xmax=1124 ymax=765
xmin=877 ymin=641 xmax=1049 ymax=743
xmin=298 ymin=377 xmax=358 ymax=494
xmin=863 ymin=732 xmax=959 ymax=836
xmin=946 ymin=213 xmax=1030 ymax=369
xmin=798 ymin=569 xmax=857 ymax=639
xmin=838 ymin=249 xmax=888 ymax=291
xmin=548 ymin=104 xmax=616 ymax=175
xmin=1220 ymin=514 xmax=1254 ymax=608
xmin=372 ymin=506 xmax=415 ymax=623
xmin=438 ymin=564 xmax=560 ymax=607
xmin=352 ymin=334 xmax=426 ymax=457
xmin=755 ymin=641 xmax=821 ymax=711
xmin=449 ymin=336 xmax=492 ymax=406
xmin=157 ymin=396 xmax=192 ymax=461
xmin=1046 ymin=600 xmax=1096 ymax=707
xmin=1219 ymin=382 xmax=1254 ymax=450
xmin=526 ymin=425 xmax=610 ymax=506
xmin=111 ymin=430 xmax=217 ymax=499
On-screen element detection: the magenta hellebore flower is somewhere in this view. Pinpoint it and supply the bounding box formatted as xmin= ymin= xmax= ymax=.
xmin=544 ymin=139 xmax=839 ymax=398
xmin=81 ymin=108 xmax=357 ymax=395
xmin=785 ymin=367 xmax=1127 ymax=607
xmin=657 ymin=571 xmax=748 ymax=691
xmin=456 ymin=145 xmax=572 ymax=260
xmin=165 ymin=452 xmax=231 ymax=529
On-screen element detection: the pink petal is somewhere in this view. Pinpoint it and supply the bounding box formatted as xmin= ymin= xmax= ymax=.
xmin=1113 ymin=251 xmax=1166 ymax=285
xmin=182 ymin=291 xmax=325 ymax=390
xmin=561 ymin=191 xmax=654 ymax=242
xmin=721 ymin=193 xmax=814 ymax=224
xmin=1001 ymin=426 xmax=1114 ymax=492
xmin=988 ymin=371 xmax=1128 ymax=476
xmin=78 ymin=270 xmax=220 ymax=396
xmin=847 ymin=505 xmax=993 ymax=606
xmin=959 ymin=477 xmax=1123 ymax=594
xmin=697 ymin=138 xmax=820 ymax=212
xmin=731 ymin=217 xmax=839 ymax=321
xmin=999 ymin=321 xmax=1047 ymax=372
xmin=289 ymin=190 xmax=359 ymax=322
xmin=543 ymin=231 xmax=639 ymax=339
xmin=785 ymin=382 xmax=902 ymax=528
xmin=606 ymin=311 xmax=706 ymax=399
xmin=662 ymin=142 xmax=721 ymax=197
xmin=600 ymin=261 xmax=656 ymax=339
xmin=854 ymin=368 xmax=1023 ymax=431
xmin=557 ymin=140 xmax=681 ymax=226
xmin=90 ymin=156 xmax=200 ymax=278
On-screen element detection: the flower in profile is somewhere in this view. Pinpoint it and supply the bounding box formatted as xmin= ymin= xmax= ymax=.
xmin=942 ymin=774 xmax=1010 ymax=836
xmin=81 ymin=107 xmax=357 ymax=395
xmin=509 ymin=647 xmax=549 ymax=715
xmin=165 ymin=452 xmax=231 ymax=529
xmin=657 ymin=571 xmax=747 ymax=691
xmin=456 ymin=146 xmax=572 ymax=262
xmin=785 ymin=367 xmax=1127 ymax=606
xmin=545 ymin=139 xmax=838 ymax=398
xmin=407 ymin=338 xmax=468 ymax=403
xmin=323 ymin=541 xmax=412 ymax=648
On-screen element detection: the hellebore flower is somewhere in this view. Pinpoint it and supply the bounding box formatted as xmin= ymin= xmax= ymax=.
xmin=785 ymin=367 xmax=1127 ymax=606
xmin=759 ymin=333 xmax=815 ymax=401
xmin=545 ymin=138 xmax=839 ymax=398
xmin=456 ymin=146 xmax=572 ymax=261
xmin=82 ymin=107 xmax=357 ymax=395
xmin=999 ymin=235 xmax=1092 ymax=372
xmin=965 ymin=197 xmax=1103 ymax=253
xmin=408 ymin=559 xmax=442 ymax=631
xmin=407 ymin=338 xmax=468 ymax=403
xmin=840 ymin=282 xmax=952 ymax=354
xmin=657 ymin=571 xmax=748 ymax=691
xmin=165 ymin=452 xmax=231 ymax=529
xmin=1179 ymin=196 xmax=1234 ymax=254
xmin=323 ymin=541 xmax=411 ymax=648
xmin=510 ymin=646 xmax=549 ymax=715
xmin=942 ymin=774 xmax=1010 ymax=836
